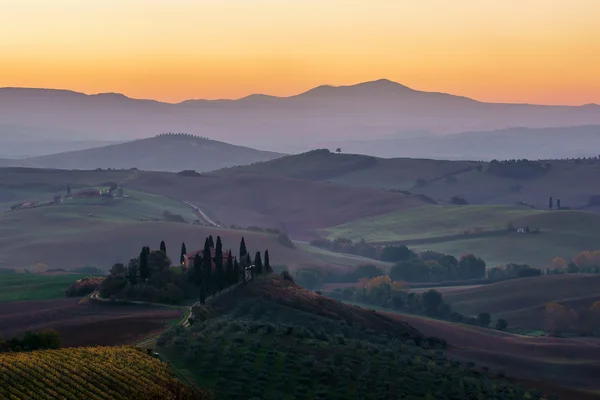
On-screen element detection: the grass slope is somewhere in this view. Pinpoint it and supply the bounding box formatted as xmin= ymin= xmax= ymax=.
xmin=0 ymin=197 xmax=374 ymax=272
xmin=127 ymin=172 xmax=428 ymax=239
xmin=443 ymin=274 xmax=600 ymax=330
xmin=217 ymin=149 xmax=474 ymax=190
xmin=157 ymin=275 xmax=546 ymax=400
xmin=0 ymin=273 xmax=92 ymax=302
xmin=326 ymin=205 xmax=600 ymax=267
xmin=0 ymin=346 xmax=211 ymax=399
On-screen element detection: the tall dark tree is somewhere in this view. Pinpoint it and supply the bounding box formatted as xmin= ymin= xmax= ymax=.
xmin=202 ymin=239 xmax=213 ymax=297
xmin=226 ymin=250 xmax=234 ymax=289
xmin=215 ymin=236 xmax=224 ymax=292
xmin=254 ymin=251 xmax=263 ymax=275
xmin=549 ymin=196 xmax=553 ymax=209
xmin=239 ymin=237 xmax=247 ymax=260
xmin=180 ymin=242 xmax=187 ymax=265
xmin=127 ymin=258 xmax=139 ymax=285
xmin=557 ymin=199 xmax=561 ymax=209
xmin=139 ymin=247 xmax=150 ymax=281
xmin=208 ymin=235 xmax=214 ymax=248
xmin=193 ymin=253 xmax=202 ymax=286
xmin=264 ymin=250 xmax=272 ymax=273
xmin=239 ymin=259 xmax=246 ymax=285
xmin=160 ymin=241 xmax=167 ymax=254
xmin=66 ymin=183 xmax=71 ymax=195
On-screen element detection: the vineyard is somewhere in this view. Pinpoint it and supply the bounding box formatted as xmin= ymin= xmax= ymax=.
xmin=0 ymin=346 xmax=211 ymax=400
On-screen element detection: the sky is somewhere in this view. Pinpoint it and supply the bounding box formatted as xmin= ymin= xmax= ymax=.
xmin=1 ymin=0 xmax=599 ymax=105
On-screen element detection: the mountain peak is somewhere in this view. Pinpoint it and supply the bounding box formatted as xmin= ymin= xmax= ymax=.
xmin=296 ymin=79 xmax=415 ymax=98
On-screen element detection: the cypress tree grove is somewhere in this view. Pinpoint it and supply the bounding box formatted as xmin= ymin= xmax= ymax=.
xmin=239 ymin=237 xmax=247 ymax=260
xmin=180 ymin=242 xmax=187 ymax=265
xmin=264 ymin=250 xmax=272 ymax=273
xmin=254 ymin=251 xmax=263 ymax=275
xmin=226 ymin=250 xmax=234 ymax=289
xmin=160 ymin=241 xmax=167 ymax=254
xmin=215 ymin=236 xmax=224 ymax=292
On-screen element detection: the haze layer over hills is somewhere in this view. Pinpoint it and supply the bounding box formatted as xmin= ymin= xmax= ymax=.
xmin=1 ymin=80 xmax=599 ymax=154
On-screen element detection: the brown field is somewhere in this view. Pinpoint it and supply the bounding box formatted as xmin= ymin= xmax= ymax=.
xmin=381 ymin=310 xmax=600 ymax=399
xmin=127 ymin=172 xmax=428 ymax=239
xmin=444 ymin=274 xmax=600 ymax=329
xmin=0 ymin=298 xmax=181 ymax=347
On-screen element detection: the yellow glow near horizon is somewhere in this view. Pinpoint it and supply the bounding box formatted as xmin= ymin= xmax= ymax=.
xmin=1 ymin=0 xmax=599 ymax=104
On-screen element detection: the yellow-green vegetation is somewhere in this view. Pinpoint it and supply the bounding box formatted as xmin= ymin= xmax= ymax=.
xmin=325 ymin=205 xmax=539 ymax=242
xmin=0 ymin=273 xmax=95 ymax=302
xmin=326 ymin=205 xmax=600 ymax=267
xmin=0 ymin=346 xmax=211 ymax=400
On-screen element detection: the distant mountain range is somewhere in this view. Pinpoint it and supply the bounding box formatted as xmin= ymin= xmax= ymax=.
xmin=10 ymin=134 xmax=283 ymax=172
xmin=1 ymin=80 xmax=599 ymax=153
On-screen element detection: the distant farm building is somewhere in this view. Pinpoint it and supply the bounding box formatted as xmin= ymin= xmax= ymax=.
xmin=182 ymin=248 xmax=234 ymax=270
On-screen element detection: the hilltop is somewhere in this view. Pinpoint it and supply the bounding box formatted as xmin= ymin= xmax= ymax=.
xmin=318 ymin=125 xmax=600 ymax=160
xmin=216 ymin=148 xmax=475 ymax=189
xmin=16 ymin=133 xmax=283 ymax=172
xmin=2 ymin=80 xmax=600 ymax=152
xmin=155 ymin=274 xmax=549 ymax=400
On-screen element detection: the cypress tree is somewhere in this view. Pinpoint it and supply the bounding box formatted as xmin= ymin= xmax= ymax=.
xmin=239 ymin=237 xmax=247 ymax=260
xmin=193 ymin=253 xmax=202 ymax=286
xmin=239 ymin=259 xmax=246 ymax=285
xmin=160 ymin=241 xmax=167 ymax=254
xmin=202 ymin=239 xmax=213 ymax=298
xmin=226 ymin=250 xmax=234 ymax=289
xmin=254 ymin=251 xmax=263 ymax=275
xmin=264 ymin=250 xmax=272 ymax=273
xmin=139 ymin=247 xmax=149 ymax=281
xmin=208 ymin=235 xmax=214 ymax=248
xmin=180 ymin=242 xmax=187 ymax=265
xmin=215 ymin=236 xmax=224 ymax=292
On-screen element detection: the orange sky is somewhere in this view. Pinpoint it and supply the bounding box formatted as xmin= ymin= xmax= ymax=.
xmin=1 ymin=0 xmax=599 ymax=105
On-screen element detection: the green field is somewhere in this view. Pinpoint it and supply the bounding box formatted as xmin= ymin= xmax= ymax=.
xmin=325 ymin=205 xmax=600 ymax=267
xmin=325 ymin=205 xmax=540 ymax=242
xmin=0 ymin=273 xmax=92 ymax=302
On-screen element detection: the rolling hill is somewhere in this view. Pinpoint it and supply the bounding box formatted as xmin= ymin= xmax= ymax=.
xmin=216 ymin=148 xmax=475 ymax=190
xmin=127 ymin=171 xmax=430 ymax=239
xmin=315 ymin=125 xmax=600 ymax=160
xmin=2 ymin=80 xmax=600 ymax=153
xmin=442 ymin=274 xmax=600 ymax=330
xmin=18 ymin=133 xmax=283 ymax=172
xmin=325 ymin=205 xmax=600 ymax=267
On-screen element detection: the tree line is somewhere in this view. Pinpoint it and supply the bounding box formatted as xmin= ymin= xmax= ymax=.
xmin=0 ymin=329 xmax=61 ymax=353
xmin=100 ymin=236 xmax=272 ymax=304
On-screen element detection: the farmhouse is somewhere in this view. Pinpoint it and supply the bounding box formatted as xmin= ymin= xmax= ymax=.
xmin=182 ymin=248 xmax=233 ymax=270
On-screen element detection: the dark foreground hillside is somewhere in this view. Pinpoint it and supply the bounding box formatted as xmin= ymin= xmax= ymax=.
xmin=156 ymin=275 xmax=549 ymax=400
